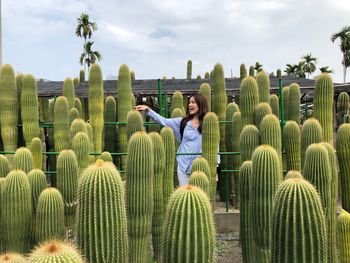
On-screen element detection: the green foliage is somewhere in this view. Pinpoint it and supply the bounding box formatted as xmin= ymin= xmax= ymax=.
xmin=288 ymin=83 xmax=301 ymax=125
xmin=240 ymin=124 xmax=260 ymax=162
xmin=54 ymin=96 xmax=70 ymax=152
xmin=199 ymin=83 xmax=211 ymax=111
xmin=14 ymin=147 xmax=34 ymax=173
xmin=240 ymin=76 xmax=259 ymax=126
xmin=283 ymin=121 xmax=301 ymax=171
xmin=256 ymin=71 xmax=270 ymax=103
xmin=62 ymin=77 xmax=75 ymax=110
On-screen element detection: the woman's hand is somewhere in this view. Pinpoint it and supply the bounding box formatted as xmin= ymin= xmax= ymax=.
xmin=135 ymin=105 xmax=150 ymax=112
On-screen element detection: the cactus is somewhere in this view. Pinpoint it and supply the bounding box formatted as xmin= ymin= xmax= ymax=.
xmin=62 ymin=77 xmax=75 ymax=110
xmin=276 ymin=69 xmax=282 ymax=79
xmin=35 ymin=188 xmax=65 ymax=244
xmin=171 ymin=91 xmax=185 ymax=114
xmin=73 ymin=77 xmax=80 ymax=86
xmin=287 ymin=83 xmax=301 ymax=125
xmin=0 ymin=155 xmax=9 ymax=177
xmin=202 ymin=112 xmax=220 ymax=204
xmin=99 ymin=151 xmax=113 ymax=162
xmin=204 ymin=72 xmax=210 ymax=79
xmin=240 ymin=76 xmax=259 ymax=126
xmin=117 ymin=64 xmax=133 ymax=170
xmin=130 ymin=70 xmax=135 ymax=81
xmin=104 ymin=96 xmax=116 ymax=154
xmin=126 ymin=110 xmax=144 ymax=141
xmin=126 ymin=132 xmax=153 ymax=262
xmin=1 ymin=170 xmax=32 ymax=253
xmin=29 ymin=240 xmax=85 ymax=263
xmin=256 ymin=71 xmax=270 ymax=103
xmin=186 ymin=60 xmax=192 ymax=79
xmin=21 ymin=74 xmax=39 ymax=146
xmin=283 ymin=121 xmax=301 ymax=171
xmin=337 ymin=209 xmax=350 ymax=263
xmin=271 ymin=177 xmax=327 ymax=263
xmin=69 ymin=108 xmax=79 ymax=123
xmin=0 ymin=64 xmax=18 ymax=160
xmin=269 ymin=94 xmax=279 ymax=119
xmin=72 ymin=132 xmax=90 ymax=176
xmin=240 ymin=63 xmax=247 ymax=80
xmin=249 ymin=65 xmax=255 ymax=77
xmin=240 ymin=124 xmax=260 ymax=162
xmin=282 ymin=86 xmax=289 ymax=120
xmin=189 ymin=171 xmax=210 ymax=196
xmin=85 ymin=122 xmax=94 ymax=164
xmin=231 ymin=111 xmax=242 ymax=208
xmin=313 ymin=73 xmax=334 ymax=143
xmin=47 ymin=100 xmax=55 ymax=150
xmin=284 ymin=170 xmax=303 ymax=179
xmin=88 ymin=64 xmax=104 ymax=155
xmin=191 ymin=157 xmax=211 ymax=182
xmin=251 ymin=145 xmax=282 ymax=262
xmin=16 ymin=73 xmax=24 ymax=128
xmin=301 ymin=118 xmax=323 ymax=167
xmin=199 ymin=83 xmax=211 ymax=111
xmin=162 ymin=185 xmax=215 ymax=262
xmin=30 ymin=137 xmax=42 ymax=170
xmin=337 ymin=92 xmax=349 ymax=127
xmin=239 ymin=160 xmax=255 ymax=263
xmin=74 ymin=98 xmax=84 ymax=120
xmin=0 ymin=253 xmax=27 ymax=263
xmin=160 ymin=127 xmax=175 ymax=209
xmin=14 ymin=147 xmax=34 ymax=173
xmin=336 ymin=123 xmax=350 ymax=211
xmin=54 ymin=96 xmax=70 ymax=152
xmin=149 ymin=132 xmax=165 ymax=262
xmin=69 ymin=118 xmax=87 ymax=144
xmin=27 ymin=169 xmax=47 ymax=213
xmin=76 ymin=159 xmax=128 ymax=262
xmin=254 ymin=102 xmax=272 ymax=129
xmin=79 ymin=69 xmax=85 ymax=82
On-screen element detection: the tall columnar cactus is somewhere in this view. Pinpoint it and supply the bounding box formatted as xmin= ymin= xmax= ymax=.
xmin=62 ymin=77 xmax=75 ymax=110
xmin=202 ymin=112 xmax=220 ymax=204
xmin=71 ymin=132 xmax=90 ymax=177
xmin=27 ymin=169 xmax=47 ymax=213
xmin=199 ymin=83 xmax=211 ymax=111
xmin=35 ymin=188 xmax=65 ymax=244
xmin=283 ymin=121 xmax=301 ymax=171
xmin=313 ymin=73 xmax=334 ymax=143
xmin=282 ymin=86 xmax=289 ymax=121
xmin=240 ymin=124 xmax=260 ymax=162
xmin=276 ymin=69 xmax=282 ymax=79
xmin=74 ymin=98 xmax=84 ymax=120
xmin=162 ymin=185 xmax=215 ymax=263
xmin=76 ymin=159 xmax=128 ymax=263
xmin=204 ymin=72 xmax=210 ymax=79
xmin=189 ymin=171 xmax=210 ymax=196
xmin=269 ymin=94 xmax=279 ymax=119
xmin=104 ymin=96 xmax=116 ymax=154
xmin=1 ymin=170 xmax=32 ymax=253
xmin=191 ymin=157 xmax=211 ymax=183
xmin=336 ymin=123 xmax=350 ymax=211
xmin=69 ymin=118 xmax=87 ymax=144
xmin=231 ymin=111 xmax=242 ymax=207
xmin=88 ymin=64 xmax=104 ymax=155
xmin=251 ymin=145 xmax=282 ymax=263
xmin=271 ymin=177 xmax=327 ymax=263
xmin=301 ymin=118 xmax=323 ymax=167
xmin=0 ymin=253 xmax=27 ymax=262
xmin=256 ymin=70 xmax=270 ymax=103
xmin=254 ymin=102 xmax=272 ymax=129
xmin=239 ymin=160 xmax=255 ymax=263
xmin=29 ymin=240 xmax=85 ymax=263
xmin=171 ymin=91 xmax=185 ymax=114
xmin=16 ymin=73 xmax=24 ymax=123
xmin=117 ymin=64 xmax=133 ymax=170
xmin=240 ymin=63 xmax=247 ymax=80
xmin=249 ymin=65 xmax=255 ymax=77
xmin=21 ymin=74 xmax=39 ymax=146
xmin=337 ymin=209 xmax=350 ymax=263
xmin=85 ymin=122 xmax=94 ymax=164
xmin=126 ymin=132 xmax=154 ymax=263
xmin=69 ymin=108 xmax=79 ymax=123
xmin=130 ymin=70 xmax=135 ymax=81
xmin=149 ymin=132 xmax=165 ymax=262
xmin=73 ymin=77 xmax=80 ymax=86
xmin=287 ymin=83 xmax=301 ymax=125
xmin=30 ymin=137 xmax=42 ymax=170
xmin=14 ymin=147 xmax=34 ymax=173
xmin=338 ymin=92 xmax=349 ymax=120
xmin=126 ymin=110 xmax=144 ymax=141
xmin=186 ymin=59 xmax=192 ymax=80
xmin=0 ymin=154 xmax=9 ymax=177
xmin=54 ymin=96 xmax=70 ymax=152
xmin=0 ymin=64 xmax=18 ymax=158
xmin=47 ymin=100 xmax=55 ymax=149
xmin=79 ymin=69 xmax=85 ymax=83
xmin=160 ymin=127 xmax=175 ymax=209
xmin=240 ymin=76 xmax=259 ymax=126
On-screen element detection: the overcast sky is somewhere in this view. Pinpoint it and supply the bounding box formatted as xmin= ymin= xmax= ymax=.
xmin=3 ymin=0 xmax=350 ymax=83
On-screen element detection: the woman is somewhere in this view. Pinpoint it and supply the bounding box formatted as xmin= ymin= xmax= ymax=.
xmin=135 ymin=93 xmax=211 ymax=186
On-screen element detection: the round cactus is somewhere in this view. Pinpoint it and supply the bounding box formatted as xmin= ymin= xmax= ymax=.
xmin=76 ymin=159 xmax=128 ymax=263
xmin=191 ymin=157 xmax=211 ymax=182
xmin=337 ymin=209 xmax=350 ymax=262
xmin=189 ymin=171 xmax=210 ymax=196
xmin=99 ymin=151 xmax=113 ymax=162
xmin=199 ymin=83 xmax=211 ymax=111
xmin=254 ymin=102 xmax=272 ymax=129
xmin=269 ymin=94 xmax=279 ymax=119
xmin=162 ymin=185 xmax=215 ymax=263
xmin=35 ymin=188 xmax=65 ymax=244
xmin=240 ymin=76 xmax=259 ymax=126
xmin=171 ymin=91 xmax=185 ymax=114
xmin=71 ymin=132 xmax=90 ymax=177
xmin=0 ymin=155 xmax=9 ymax=177
xmin=240 ymin=124 xmax=260 ymax=162
xmin=30 ymin=137 xmax=42 ymax=170
xmin=287 ymin=83 xmax=301 ymax=125
xmin=62 ymin=77 xmax=75 ymax=110
xmin=256 ymin=70 xmax=270 ymax=103
xmin=0 ymin=253 xmax=28 ymax=263
xmin=283 ymin=121 xmax=301 ymax=171
xmin=272 ymin=178 xmax=327 ymax=263
xmin=126 ymin=110 xmax=144 ymax=141
xmin=104 ymin=96 xmax=117 ymax=155
xmin=69 ymin=108 xmax=79 ymax=123
xmin=27 ymin=169 xmax=47 ymax=212
xmin=14 ymin=147 xmax=34 ymax=173
xmin=284 ymin=170 xmax=303 ymax=179
xmin=29 ymin=240 xmax=85 ymax=263
xmin=69 ymin=119 xmax=87 ymax=144
xmin=54 ymin=96 xmax=70 ymax=152
xmin=301 ymin=118 xmax=323 ymax=167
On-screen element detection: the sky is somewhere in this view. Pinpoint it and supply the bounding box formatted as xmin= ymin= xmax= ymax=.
xmin=3 ymin=0 xmax=350 ymax=83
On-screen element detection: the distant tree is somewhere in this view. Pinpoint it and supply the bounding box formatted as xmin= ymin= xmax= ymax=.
xmin=331 ymin=26 xmax=350 ymax=82
xmin=254 ymin=62 xmax=263 ymax=72
xmin=319 ymin=66 xmax=334 ymax=74
xmin=80 ymin=41 xmax=102 ymax=74
xmin=295 ymin=61 xmax=306 ymax=78
xmin=284 ymin=64 xmax=297 ymax=77
xmin=301 ymin=53 xmax=317 ymax=78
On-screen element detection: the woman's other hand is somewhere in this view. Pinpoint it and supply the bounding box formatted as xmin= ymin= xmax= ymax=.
xmin=135 ymin=105 xmax=150 ymax=112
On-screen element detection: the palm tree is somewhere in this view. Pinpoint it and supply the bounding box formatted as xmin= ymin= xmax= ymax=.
xmin=331 ymin=26 xmax=350 ymax=82
xmin=284 ymin=64 xmax=297 ymax=77
xmin=295 ymin=61 xmax=306 ymax=78
xmin=76 ymin=13 xmax=97 ymax=74
xmin=80 ymin=41 xmax=102 ymax=74
xmin=319 ymin=66 xmax=334 ymax=74
xmin=301 ymin=53 xmax=317 ymax=78
xmin=254 ymin=61 xmax=263 ymax=72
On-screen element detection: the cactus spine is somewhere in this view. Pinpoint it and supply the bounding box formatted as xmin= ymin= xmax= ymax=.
xmin=301 ymin=118 xmax=323 ymax=166
xmin=30 ymin=137 xmax=42 ymax=170
xmin=0 ymin=253 xmax=27 ymax=262
xmin=337 ymin=209 xmax=350 ymax=263
xmin=269 ymin=94 xmax=279 ymax=118
xmin=171 ymin=91 xmax=185 ymax=114
xmin=74 ymin=98 xmax=84 ymax=120
xmin=251 ymin=145 xmax=282 ymax=262
xmin=186 ymin=60 xmax=192 ymax=79
xmin=1 ymin=170 xmax=32 ymax=253
xmin=54 ymin=96 xmax=70 ymax=152
xmin=62 ymin=77 xmax=75 ymax=110
xmin=199 ymin=83 xmax=211 ymax=111
xmin=287 ymin=83 xmax=301 ymax=125
xmin=254 ymin=102 xmax=272 ymax=129
xmin=27 ymin=169 xmax=47 ymax=213
xmin=271 ymin=177 xmax=327 ymax=263
xmin=72 ymin=132 xmax=90 ymax=176
xmin=189 ymin=171 xmax=210 ymax=196
xmin=283 ymin=121 xmax=301 ymax=171
xmin=337 ymin=92 xmax=349 ymax=125
xmin=14 ymin=147 xmax=34 ymax=173
xmin=76 ymin=159 xmax=128 ymax=263
xmin=99 ymin=151 xmax=113 ymax=162
xmin=35 ymin=188 xmax=65 ymax=244
xmin=231 ymin=111 xmax=242 ymax=207
xmin=313 ymin=73 xmax=334 ymax=142
xmin=0 ymin=155 xmax=9 ymax=177
xmin=256 ymin=70 xmax=270 ymax=103
xmin=126 ymin=132 xmax=153 ymax=262
xmin=88 ymin=64 xmax=104 ymax=154
xmin=69 ymin=108 xmax=79 ymax=123
xmin=191 ymin=157 xmax=211 ymax=182
xmin=240 ymin=76 xmax=259 ymax=126
xmin=162 ymin=185 xmax=215 ymax=263
xmin=21 ymin=74 xmax=39 ymax=146
xmin=126 ymin=110 xmax=144 ymax=141
xmin=104 ymin=96 xmax=116 ymax=154
xmin=240 ymin=124 xmax=260 ymax=162
xmin=69 ymin=118 xmax=87 ymax=144
xmin=284 ymin=170 xmax=303 ymax=179
xmin=282 ymin=86 xmax=289 ymax=120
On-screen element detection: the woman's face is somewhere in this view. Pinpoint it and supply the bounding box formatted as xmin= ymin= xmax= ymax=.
xmin=188 ymin=96 xmax=199 ymax=115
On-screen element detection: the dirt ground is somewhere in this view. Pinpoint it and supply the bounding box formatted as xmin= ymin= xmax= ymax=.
xmin=216 ymin=239 xmax=242 ymax=263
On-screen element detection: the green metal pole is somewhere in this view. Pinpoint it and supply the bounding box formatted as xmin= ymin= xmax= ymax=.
xmin=158 ymin=79 xmax=162 ymax=116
